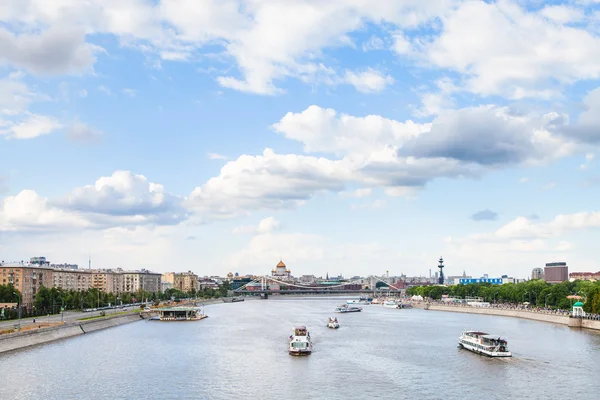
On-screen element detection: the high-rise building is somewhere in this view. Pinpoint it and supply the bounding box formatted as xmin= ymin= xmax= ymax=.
xmin=532 ymin=267 xmax=544 ymax=280
xmin=544 ymin=262 xmax=568 ymax=283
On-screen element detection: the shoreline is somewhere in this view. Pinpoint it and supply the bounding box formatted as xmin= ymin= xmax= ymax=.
xmin=0 ymin=297 xmax=238 ymax=355
xmin=413 ymin=302 xmax=600 ymax=331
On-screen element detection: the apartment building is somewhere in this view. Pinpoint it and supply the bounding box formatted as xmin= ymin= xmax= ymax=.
xmin=1 ymin=258 xmax=162 ymax=309
xmin=161 ymin=271 xmax=198 ymax=292
xmin=0 ymin=263 xmax=53 ymax=308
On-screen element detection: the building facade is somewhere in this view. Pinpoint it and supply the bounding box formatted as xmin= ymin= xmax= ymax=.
xmin=459 ymin=277 xmax=503 ymax=285
xmin=1 ymin=259 xmax=162 ymax=309
xmin=544 ymin=262 xmax=568 ymax=283
xmin=569 ymin=271 xmax=600 ymax=281
xmin=271 ymin=260 xmax=292 ymax=280
xmin=0 ymin=263 xmax=53 ymax=308
xmin=532 ymin=267 xmax=544 ymax=280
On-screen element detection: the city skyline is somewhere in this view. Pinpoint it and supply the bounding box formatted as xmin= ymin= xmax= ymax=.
xmin=3 ymin=1 xmax=600 ymax=277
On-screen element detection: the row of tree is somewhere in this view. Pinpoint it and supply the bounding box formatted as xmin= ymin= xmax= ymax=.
xmin=406 ymin=279 xmax=600 ymax=313
xmin=0 ymin=280 xmax=233 ymax=321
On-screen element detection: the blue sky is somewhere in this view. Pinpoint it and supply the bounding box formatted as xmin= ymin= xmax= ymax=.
xmin=2 ymin=0 xmax=600 ymax=278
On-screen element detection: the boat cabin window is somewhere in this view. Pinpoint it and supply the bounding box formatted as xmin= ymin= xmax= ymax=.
xmin=291 ymin=342 xmax=308 ymax=348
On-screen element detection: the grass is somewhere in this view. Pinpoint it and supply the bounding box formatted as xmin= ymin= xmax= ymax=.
xmin=77 ymin=310 xmax=139 ymax=321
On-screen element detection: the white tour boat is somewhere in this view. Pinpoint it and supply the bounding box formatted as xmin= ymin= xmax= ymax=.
xmin=327 ymin=317 xmax=340 ymax=329
xmin=335 ymin=304 xmax=362 ymax=313
xmin=289 ymin=326 xmax=312 ymax=356
xmin=346 ymin=297 xmax=372 ymax=305
xmin=383 ymin=300 xmax=399 ymax=308
xmin=458 ymin=330 xmax=512 ymax=357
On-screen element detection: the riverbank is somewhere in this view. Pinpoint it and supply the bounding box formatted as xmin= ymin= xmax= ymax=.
xmin=0 ymin=297 xmax=239 ymax=355
xmin=0 ymin=313 xmax=143 ymax=355
xmin=414 ymin=303 xmax=600 ymax=331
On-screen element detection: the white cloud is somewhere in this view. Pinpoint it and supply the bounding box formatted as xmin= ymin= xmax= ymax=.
xmin=350 ymin=199 xmax=386 ymax=210
xmin=580 ymin=153 xmax=594 ymax=169
xmin=233 ymin=216 xmax=282 ymax=235
xmin=423 ymin=1 xmax=600 ymax=98
xmin=342 ymin=68 xmax=394 ymax=93
xmin=1 ymin=113 xmax=61 ymax=140
xmin=207 ymin=152 xmax=229 ymax=160
xmin=67 ymin=122 xmax=103 ymax=144
xmin=79 ymin=89 xmax=88 ymax=98
xmin=273 ymin=105 xmax=429 ymax=157
xmin=0 ymin=0 xmax=453 ymax=94
xmin=0 ymin=26 xmax=97 ymax=76
xmin=443 ymin=211 xmax=600 ymax=269
xmin=0 ymin=74 xmax=61 ymax=140
xmin=98 ymin=85 xmax=112 ymax=95
xmin=540 ymin=5 xmax=585 ymax=24
xmin=122 ymin=88 xmax=137 ymax=97
xmin=340 ymin=188 xmax=372 ymax=198
xmin=0 ymin=171 xmax=188 ymax=234
xmin=362 ymin=36 xmax=385 ymax=51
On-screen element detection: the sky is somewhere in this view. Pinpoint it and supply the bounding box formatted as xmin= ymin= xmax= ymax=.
xmin=2 ymin=0 xmax=600 ymax=279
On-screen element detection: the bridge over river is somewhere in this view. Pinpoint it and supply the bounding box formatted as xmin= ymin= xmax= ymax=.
xmin=232 ymin=275 xmax=403 ymax=296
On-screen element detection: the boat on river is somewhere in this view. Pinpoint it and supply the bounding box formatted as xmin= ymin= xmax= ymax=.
xmin=153 ymin=306 xmax=207 ymax=321
xmin=383 ymin=300 xmax=399 ymax=308
xmin=222 ymin=296 xmax=244 ymax=303
xmin=458 ymin=330 xmax=512 ymax=357
xmin=383 ymin=300 xmax=413 ymax=309
xmin=335 ymin=304 xmax=362 ymax=313
xmin=289 ymin=326 xmax=312 ymax=356
xmin=347 ymin=296 xmax=372 ymax=305
xmin=327 ymin=317 xmax=340 ymax=329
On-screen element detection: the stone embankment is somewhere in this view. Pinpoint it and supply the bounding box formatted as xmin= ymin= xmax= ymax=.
xmin=0 ymin=314 xmax=143 ymax=355
xmin=414 ymin=303 xmax=600 ymax=331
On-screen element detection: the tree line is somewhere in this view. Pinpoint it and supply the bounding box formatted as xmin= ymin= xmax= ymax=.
xmin=0 ymin=280 xmax=233 ymax=321
xmin=406 ymin=279 xmax=600 ymax=313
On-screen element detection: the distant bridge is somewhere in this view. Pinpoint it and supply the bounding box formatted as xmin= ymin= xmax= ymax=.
xmin=232 ymin=275 xmax=403 ymax=295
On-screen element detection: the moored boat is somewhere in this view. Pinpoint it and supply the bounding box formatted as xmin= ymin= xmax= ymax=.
xmin=458 ymin=331 xmax=512 ymax=357
xmin=383 ymin=300 xmax=399 ymax=308
xmin=289 ymin=326 xmax=312 ymax=356
xmin=153 ymin=306 xmax=207 ymax=321
xmin=327 ymin=317 xmax=340 ymax=329
xmin=335 ymin=304 xmax=362 ymax=313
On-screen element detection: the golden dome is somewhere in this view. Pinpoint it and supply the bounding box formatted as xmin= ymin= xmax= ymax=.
xmin=276 ymin=260 xmax=286 ymax=268
xmin=271 ymin=269 xmax=276 ymax=273
xmin=285 ymin=269 xmax=291 ymax=273
xmin=227 ymin=272 xmax=233 ymax=278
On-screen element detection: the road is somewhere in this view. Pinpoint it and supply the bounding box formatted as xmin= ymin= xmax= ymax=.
xmin=0 ymin=307 xmax=137 ymax=331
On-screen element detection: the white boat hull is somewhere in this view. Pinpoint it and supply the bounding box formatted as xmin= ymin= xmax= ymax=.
xmin=458 ymin=341 xmax=512 ymax=357
xmin=327 ymin=323 xmax=340 ymax=329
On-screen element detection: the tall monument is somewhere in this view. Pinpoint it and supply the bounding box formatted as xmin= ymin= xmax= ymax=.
xmin=438 ymin=257 xmax=445 ymax=285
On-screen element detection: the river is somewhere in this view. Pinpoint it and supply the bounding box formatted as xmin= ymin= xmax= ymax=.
xmin=1 ymin=297 xmax=599 ymax=399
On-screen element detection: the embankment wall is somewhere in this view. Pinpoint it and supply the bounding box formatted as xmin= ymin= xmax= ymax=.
xmin=424 ymin=304 xmax=569 ymax=325
xmin=416 ymin=303 xmax=600 ymax=331
xmin=0 ymin=314 xmax=142 ymax=355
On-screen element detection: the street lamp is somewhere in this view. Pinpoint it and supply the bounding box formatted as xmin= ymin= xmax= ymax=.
xmin=13 ymin=292 xmax=21 ymax=332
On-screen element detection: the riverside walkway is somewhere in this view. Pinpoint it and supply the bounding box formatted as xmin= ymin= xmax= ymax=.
xmin=410 ymin=300 xmax=600 ymax=331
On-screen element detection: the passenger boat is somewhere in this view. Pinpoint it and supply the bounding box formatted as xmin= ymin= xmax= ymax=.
xmin=222 ymin=296 xmax=244 ymax=303
xmin=335 ymin=304 xmax=362 ymax=313
xmin=383 ymin=300 xmax=399 ymax=308
xmin=346 ymin=297 xmax=372 ymax=305
xmin=383 ymin=300 xmax=413 ymax=309
xmin=153 ymin=306 xmax=207 ymax=321
xmin=289 ymin=326 xmax=312 ymax=356
xmin=327 ymin=317 xmax=340 ymax=329
xmin=458 ymin=331 xmax=512 ymax=357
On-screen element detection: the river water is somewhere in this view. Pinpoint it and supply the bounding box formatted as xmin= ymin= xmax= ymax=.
xmin=1 ymin=297 xmax=599 ymax=399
